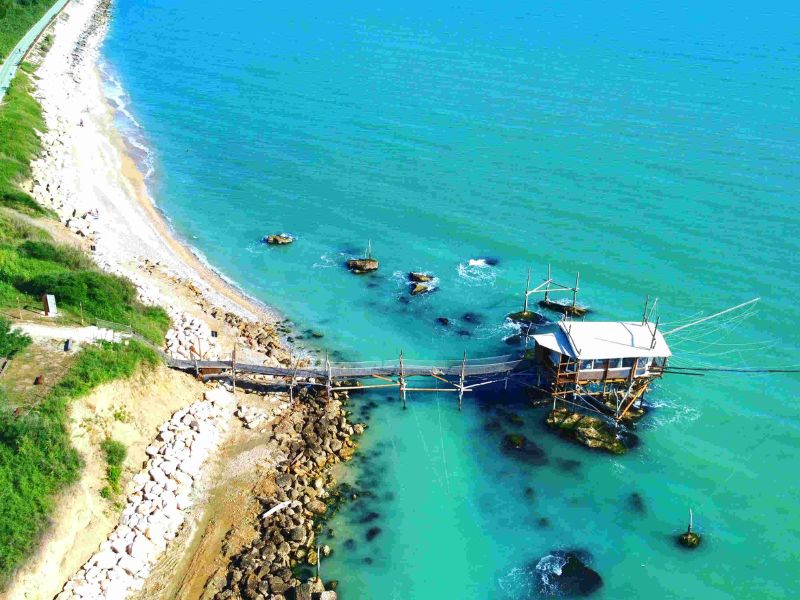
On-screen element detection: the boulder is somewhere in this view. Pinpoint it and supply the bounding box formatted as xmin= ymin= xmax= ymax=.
xmin=408 ymin=272 xmax=433 ymax=283
xmin=409 ymin=283 xmax=431 ymax=296
xmin=546 ymin=407 xmax=631 ymax=455
xmin=265 ymin=234 xmax=294 ymax=245
xmin=678 ymin=531 xmax=701 ymax=549
xmin=346 ymin=258 xmax=378 ymax=274
xmin=534 ymin=550 xmax=602 ymax=597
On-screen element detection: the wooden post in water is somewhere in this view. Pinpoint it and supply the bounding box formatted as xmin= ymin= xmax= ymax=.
xmin=641 ymin=295 xmax=650 ymax=325
xmin=544 ymin=264 xmax=552 ymax=303
xmin=523 ymin=267 xmax=531 ymax=313
xmin=399 ymin=350 xmax=407 ymax=409
xmin=458 ymin=351 xmax=467 ymax=411
xmin=572 ymin=271 xmax=580 ymax=310
xmin=316 ymin=544 xmax=321 ymax=581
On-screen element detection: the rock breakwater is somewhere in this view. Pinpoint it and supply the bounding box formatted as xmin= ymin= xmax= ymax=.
xmin=56 ymin=387 xmax=235 ymax=600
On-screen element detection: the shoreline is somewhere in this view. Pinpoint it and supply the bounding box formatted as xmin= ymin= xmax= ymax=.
xmin=27 ymin=0 xmax=286 ymax=355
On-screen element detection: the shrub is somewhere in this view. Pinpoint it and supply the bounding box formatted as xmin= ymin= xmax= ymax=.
xmin=0 ymin=317 xmax=30 ymax=358
xmin=18 ymin=241 xmax=92 ymax=270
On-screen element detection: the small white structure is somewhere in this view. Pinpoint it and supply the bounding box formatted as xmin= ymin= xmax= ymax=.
xmin=42 ymin=294 xmax=58 ymax=317
xmin=532 ymin=321 xmax=671 ymax=381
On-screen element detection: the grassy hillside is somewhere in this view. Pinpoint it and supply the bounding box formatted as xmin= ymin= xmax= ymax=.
xmin=0 ymin=69 xmax=51 ymax=216
xmin=0 ymin=340 xmax=159 ymax=585
xmin=0 ymin=0 xmax=58 ymax=61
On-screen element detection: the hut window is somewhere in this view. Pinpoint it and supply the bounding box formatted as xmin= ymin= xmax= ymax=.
xmin=622 ymin=357 xmax=635 ymax=368
xmin=609 ymin=358 xmax=622 ymax=369
xmin=580 ymin=359 xmax=593 ymax=371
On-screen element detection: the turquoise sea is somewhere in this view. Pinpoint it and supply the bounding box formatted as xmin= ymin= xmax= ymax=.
xmin=101 ymin=1 xmax=800 ymax=597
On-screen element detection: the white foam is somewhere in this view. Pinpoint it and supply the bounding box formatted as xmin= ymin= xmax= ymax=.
xmin=456 ymin=259 xmax=497 ymax=287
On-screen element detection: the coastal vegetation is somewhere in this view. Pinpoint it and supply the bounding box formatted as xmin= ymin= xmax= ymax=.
xmin=0 ymin=70 xmax=50 ymax=216
xmin=0 ymin=0 xmax=59 ymax=60
xmin=0 ymin=339 xmax=158 ymax=585
xmin=0 ymin=316 xmax=30 ymax=358
xmin=99 ymin=437 xmax=127 ymax=499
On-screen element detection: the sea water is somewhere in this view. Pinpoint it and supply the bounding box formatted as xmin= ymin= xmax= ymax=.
xmin=101 ymin=1 xmax=800 ymax=597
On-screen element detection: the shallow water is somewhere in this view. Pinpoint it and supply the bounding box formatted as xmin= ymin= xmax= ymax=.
xmin=102 ymin=0 xmax=800 ymax=597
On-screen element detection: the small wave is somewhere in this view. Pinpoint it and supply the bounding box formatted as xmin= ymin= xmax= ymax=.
xmin=456 ymin=259 xmax=497 ymax=287
xmin=497 ymin=565 xmax=536 ymax=599
xmin=313 ymin=253 xmax=337 ymax=269
xmin=98 ymin=59 xmax=155 ymax=179
xmin=536 ymin=553 xmax=568 ymax=596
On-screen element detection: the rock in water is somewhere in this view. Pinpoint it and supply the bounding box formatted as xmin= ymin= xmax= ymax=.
xmin=346 ymin=258 xmax=379 ymax=273
xmin=408 ymin=272 xmax=433 ymax=282
xmin=410 ymin=283 xmax=431 ymax=295
xmin=506 ymin=310 xmax=548 ymax=325
xmin=501 ymin=434 xmax=548 ymax=465
xmin=264 ymin=233 xmax=294 ymax=245
xmin=535 ymin=550 xmax=603 ymax=597
xmin=678 ymin=531 xmax=701 ymax=549
xmin=436 ymin=317 xmax=450 ymax=326
xmin=546 ymin=407 xmax=634 ymax=455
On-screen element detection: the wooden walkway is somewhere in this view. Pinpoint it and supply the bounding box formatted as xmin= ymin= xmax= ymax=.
xmin=167 ymin=352 xmax=538 ymax=409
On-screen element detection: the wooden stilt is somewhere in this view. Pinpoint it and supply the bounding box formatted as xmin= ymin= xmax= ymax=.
xmin=458 ymin=350 xmax=466 ymax=411
xmin=324 ymin=352 xmax=332 ymax=400
xmin=572 ymin=271 xmax=580 ymax=310
xmin=544 ymin=264 xmax=552 ymax=303
xmin=399 ymin=350 xmax=406 ymax=409
xmin=232 ymin=342 xmax=237 ymax=400
xmin=523 ymin=267 xmax=531 ymax=313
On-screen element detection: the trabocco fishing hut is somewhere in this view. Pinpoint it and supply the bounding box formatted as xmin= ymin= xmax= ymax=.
xmin=531 ymin=318 xmax=670 ymax=422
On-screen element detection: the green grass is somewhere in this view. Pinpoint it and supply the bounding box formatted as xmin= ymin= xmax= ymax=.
xmin=0 ymin=0 xmax=59 ymax=62
xmin=99 ymin=438 xmax=126 ymax=497
xmin=0 ymin=213 xmax=171 ymax=343
xmin=0 ymin=70 xmax=50 ymax=217
xmin=0 ymin=317 xmax=30 ymax=358
xmin=0 ymin=340 xmax=158 ymax=586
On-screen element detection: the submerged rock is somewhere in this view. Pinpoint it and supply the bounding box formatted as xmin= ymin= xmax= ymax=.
xmin=628 ymin=492 xmax=646 ymax=514
xmin=501 ymin=434 xmax=547 ymax=465
xmin=264 ymin=233 xmax=294 ymax=245
xmin=436 ymin=317 xmax=450 ymax=326
xmin=535 ymin=550 xmax=603 ymax=597
xmin=347 ymin=258 xmax=379 ymax=274
xmin=365 ymin=527 xmax=382 ymax=542
xmin=506 ymin=310 xmax=548 ymax=325
xmin=461 ymin=311 xmax=482 ymax=324
xmin=546 ymin=407 xmax=633 ymax=455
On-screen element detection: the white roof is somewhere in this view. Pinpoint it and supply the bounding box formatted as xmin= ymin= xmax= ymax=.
xmin=532 ymin=321 xmax=671 ymax=360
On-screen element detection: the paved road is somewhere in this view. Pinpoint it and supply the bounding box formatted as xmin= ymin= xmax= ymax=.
xmin=0 ymin=0 xmax=70 ymax=100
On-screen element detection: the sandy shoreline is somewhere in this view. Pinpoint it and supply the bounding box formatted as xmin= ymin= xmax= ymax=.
xmin=27 ymin=0 xmax=284 ymax=356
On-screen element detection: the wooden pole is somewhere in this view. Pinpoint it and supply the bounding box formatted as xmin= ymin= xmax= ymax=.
xmin=641 ymin=295 xmax=649 ymax=325
xmin=232 ymin=341 xmax=237 ymax=400
xmin=16 ymin=295 xmax=22 ymax=319
xmin=316 ymin=544 xmax=321 ymax=581
xmin=325 ymin=352 xmax=332 ymax=400
xmin=544 ymin=264 xmax=551 ymax=303
xmin=572 ymin=271 xmax=580 ymax=309
xmin=79 ymin=301 xmax=84 ymax=326
xmin=650 ymin=316 xmax=660 ymax=349
xmin=688 ymin=508 xmax=693 ymax=533
xmin=399 ymin=350 xmax=406 ymax=409
xmin=458 ymin=350 xmax=466 ymax=411
xmin=523 ymin=267 xmax=531 ymax=313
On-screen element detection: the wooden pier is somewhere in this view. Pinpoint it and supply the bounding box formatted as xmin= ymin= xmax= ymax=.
xmin=169 ymin=351 xmax=537 ymax=410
